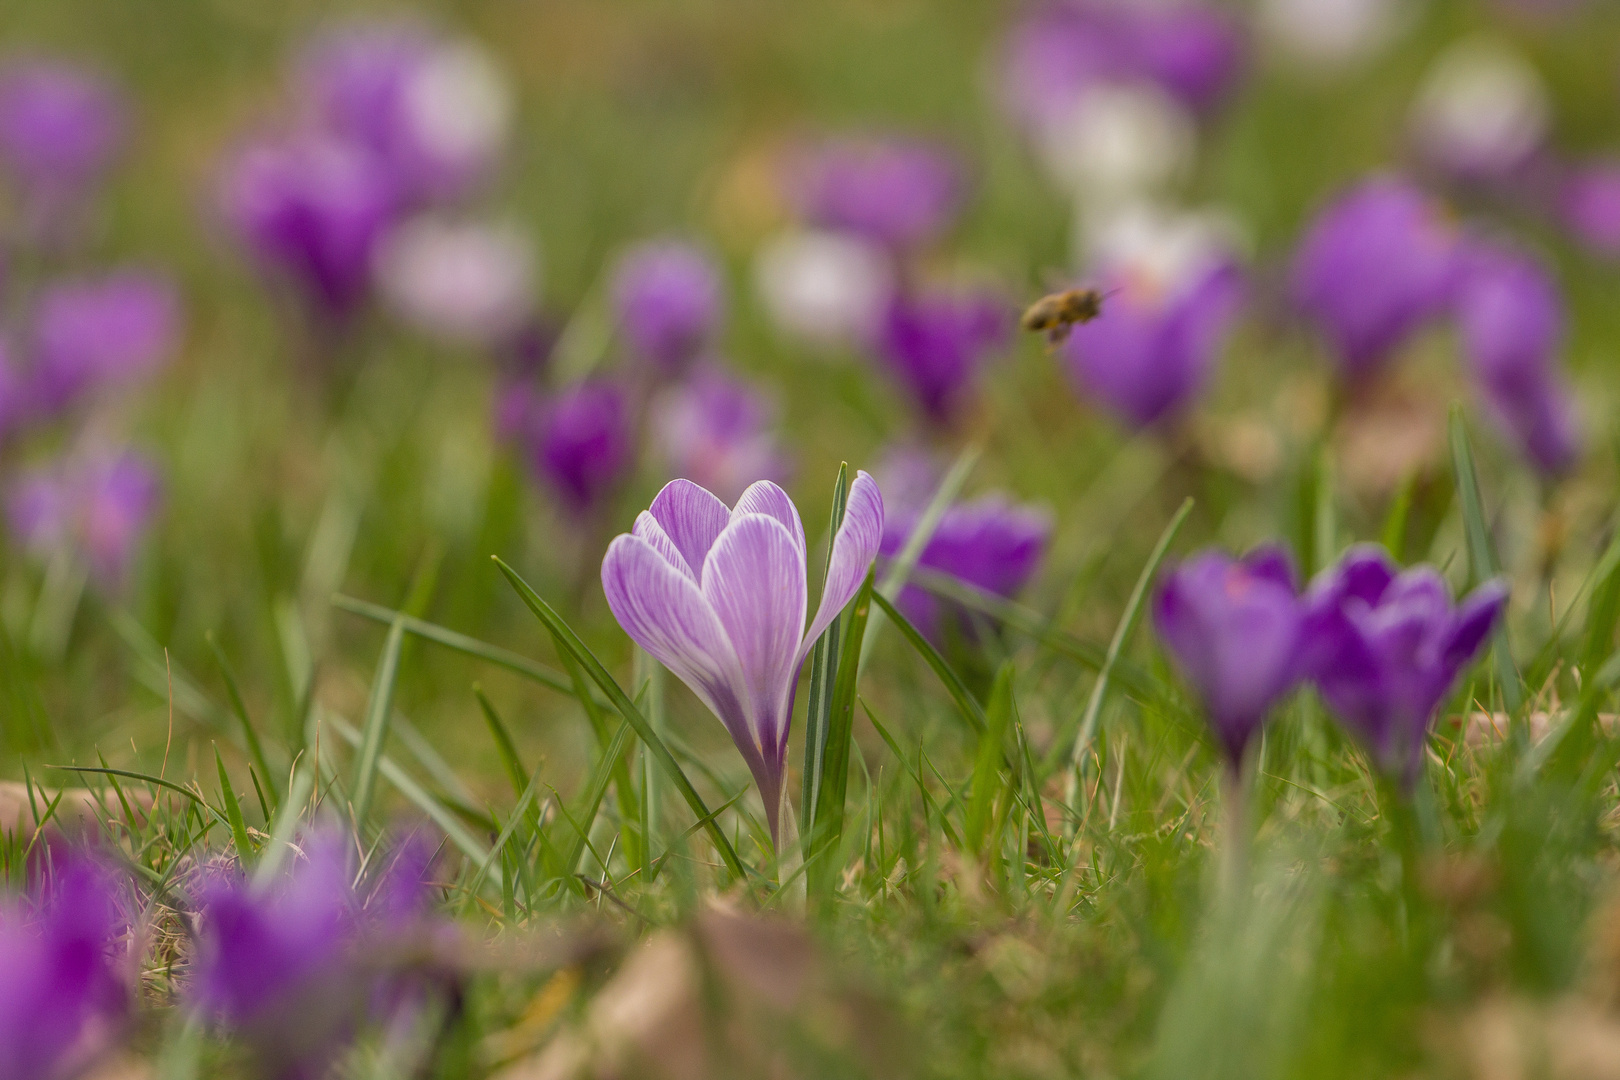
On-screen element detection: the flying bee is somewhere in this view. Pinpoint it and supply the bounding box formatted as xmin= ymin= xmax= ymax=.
xmin=1020 ymin=287 xmax=1111 ymax=348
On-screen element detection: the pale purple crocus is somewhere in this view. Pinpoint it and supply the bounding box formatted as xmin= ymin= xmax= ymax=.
xmin=880 ymin=495 xmax=1052 ymax=644
xmin=611 ymin=241 xmax=724 ymax=374
xmin=653 ymin=367 xmax=789 ymax=504
xmin=788 ymin=138 xmax=964 ymax=250
xmin=601 ymin=472 xmax=884 ymax=844
xmin=1453 ymin=239 xmax=1581 ymax=476
xmin=1303 ymin=545 xmax=1507 ymax=785
xmin=1291 ymin=176 xmax=1459 ymax=380
xmin=216 ymin=133 xmax=401 ymax=320
xmin=531 ymin=381 xmax=634 ymax=516
xmin=0 ymin=859 xmax=129 ymax=1080
xmin=874 ymin=285 xmax=1009 ymax=425
xmin=1560 ymin=160 xmax=1620 ymax=259
xmin=1062 ymin=259 xmax=1244 ymax=430
xmin=8 ymin=449 xmax=162 ymax=587
xmin=0 ymin=58 xmax=126 ymax=231
xmin=1153 ymin=545 xmax=1307 ymax=767
xmin=26 ymin=271 xmax=181 ymax=413
xmin=374 ymin=217 xmax=534 ymax=346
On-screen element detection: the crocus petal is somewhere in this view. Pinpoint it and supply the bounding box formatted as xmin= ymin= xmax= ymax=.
xmin=601 ymin=533 xmax=748 ymax=734
xmin=1442 ymin=580 xmax=1508 ymax=670
xmin=700 ymin=513 xmax=808 ymax=762
xmin=732 ymin=480 xmax=806 ymax=555
xmin=1243 ymin=544 xmax=1298 ymax=593
xmin=647 ymin=478 xmax=731 ymax=575
xmin=798 ymin=469 xmax=885 ymax=666
xmin=632 ymin=511 xmax=696 ymax=580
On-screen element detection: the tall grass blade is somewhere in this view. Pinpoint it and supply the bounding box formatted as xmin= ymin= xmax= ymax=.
xmin=213 ymin=745 xmax=255 ymax=865
xmin=870 ymin=591 xmax=987 ymax=734
xmin=474 ymin=684 xmax=530 ymax=800
xmin=351 ymin=614 xmax=408 ymax=824
xmin=966 ymin=663 xmax=1015 ymax=854
xmin=1448 ymin=406 xmax=1523 ymax=713
xmin=801 ymin=463 xmax=851 ymax=832
xmin=806 ymin=571 xmax=873 ymax=895
xmin=206 ymin=631 xmax=276 ymax=809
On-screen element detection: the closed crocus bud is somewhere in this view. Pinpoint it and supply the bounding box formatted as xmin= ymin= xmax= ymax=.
xmin=1153 ymin=545 xmax=1307 ymax=767
xmin=1258 ymin=0 xmax=1399 ymax=71
xmin=1291 ymin=176 xmax=1458 ymax=380
xmin=217 ymin=133 xmax=401 ymax=320
xmin=1453 ymin=239 xmax=1580 ymax=476
xmin=1560 ymin=160 xmax=1620 ymax=259
xmin=788 ymin=137 xmax=964 ymax=250
xmin=531 ymin=381 xmax=634 ymax=515
xmin=375 ymin=217 xmax=534 ymax=346
xmin=653 ymin=366 xmax=789 ymax=504
xmin=611 ymin=241 xmax=724 ymax=375
xmin=27 ymin=270 xmax=181 ymax=413
xmin=1408 ymin=38 xmax=1549 ymax=182
xmin=880 ymin=494 xmax=1052 ymax=644
xmin=0 ymin=859 xmax=129 ymax=1080
xmin=753 ymin=230 xmax=894 ymax=349
xmin=0 ymin=58 xmax=126 ymax=223
xmin=1303 ymin=545 xmax=1507 ymax=785
xmin=874 ymin=284 xmax=1009 ymax=426
xmin=8 ymin=449 xmax=162 ymax=588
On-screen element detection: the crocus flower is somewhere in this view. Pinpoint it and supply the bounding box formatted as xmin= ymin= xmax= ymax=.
xmin=1407 ymin=38 xmax=1549 ymax=182
xmin=601 ymin=473 xmax=884 ymax=843
xmin=1560 ymin=161 xmax=1620 ymax=259
xmin=531 ymin=381 xmax=634 ymax=516
xmin=0 ymin=58 xmax=126 ymax=227
xmin=26 ymin=271 xmax=181 ymax=413
xmin=1257 ymin=0 xmax=1399 ymax=69
xmin=1291 ymin=176 xmax=1458 ymax=380
xmin=0 ymin=859 xmax=128 ymax=1080
xmin=1061 ymin=258 xmax=1243 ymax=430
xmin=873 ymin=284 xmax=1008 ymax=425
xmin=374 ymin=217 xmax=534 ymax=346
xmin=1124 ymin=2 xmax=1248 ymax=113
xmin=1303 ymin=545 xmax=1507 ymax=784
xmin=217 ymin=133 xmax=401 ymax=320
xmin=1452 ymin=239 xmax=1580 ymax=476
xmin=753 ymin=230 xmax=895 ymax=348
xmin=8 ymin=449 xmax=162 ymax=587
xmin=1153 ymin=545 xmax=1307 ymax=767
xmin=653 ymin=367 xmax=789 ymax=504
xmin=611 ymin=241 xmax=724 ymax=374
xmin=880 ymin=495 xmax=1052 ymax=644
xmin=788 ymin=137 xmax=963 ymax=250
xmin=297 ymin=21 xmax=511 ymax=205
xmin=191 ymin=837 xmax=362 ymax=1080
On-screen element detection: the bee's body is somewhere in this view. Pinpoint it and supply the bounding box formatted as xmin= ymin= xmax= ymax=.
xmin=1020 ymin=288 xmax=1107 ymax=347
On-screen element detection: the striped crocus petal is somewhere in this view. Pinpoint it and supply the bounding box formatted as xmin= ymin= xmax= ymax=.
xmin=799 ymin=470 xmax=884 ymax=667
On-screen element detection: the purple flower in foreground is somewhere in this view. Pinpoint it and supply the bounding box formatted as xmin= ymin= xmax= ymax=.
xmin=653 ymin=367 xmax=789 ymax=504
xmin=8 ymin=449 xmax=162 ymax=587
xmin=0 ymin=58 xmax=125 ymax=206
xmin=1560 ymin=161 xmax=1620 ymax=260
xmin=789 ymin=138 xmax=963 ymax=250
xmin=1291 ymin=176 xmax=1458 ymax=380
xmin=1303 ymin=545 xmax=1507 ymax=784
xmin=611 ymin=242 xmax=724 ymax=374
xmin=1453 ymin=239 xmax=1580 ymax=476
xmin=217 ymin=133 xmax=400 ymax=319
xmin=1062 ymin=260 xmax=1244 ymax=430
xmin=531 ymin=381 xmax=634 ymax=516
xmin=601 ymin=473 xmax=884 ymax=843
xmin=880 ymin=495 xmax=1052 ymax=644
xmin=1153 ymin=545 xmax=1307 ymax=767
xmin=0 ymin=859 xmax=127 ymax=1080
xmin=27 ymin=271 xmax=181 ymax=413
xmin=874 ymin=285 xmax=1008 ymax=425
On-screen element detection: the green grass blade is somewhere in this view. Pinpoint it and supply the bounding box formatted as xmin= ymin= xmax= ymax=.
xmin=206 ymin=631 xmax=276 ymax=809
xmin=1448 ymin=406 xmax=1523 ymax=713
xmin=492 ymin=556 xmax=747 ymax=879
xmin=870 ymin=590 xmax=988 ymax=734
xmin=1381 ymin=472 xmax=1417 ymax=562
xmin=255 ymin=752 xmax=316 ymax=886
xmin=562 ymin=720 xmax=633 ymax=880
xmin=351 ymin=614 xmax=408 ymax=825
xmin=474 ymin=684 xmax=530 ymax=800
xmin=801 ymin=462 xmax=851 ymax=836
xmin=966 ymin=663 xmax=1015 ymax=855
xmin=213 ymin=745 xmax=255 ymax=865
xmin=806 ymin=570 xmax=873 ymax=894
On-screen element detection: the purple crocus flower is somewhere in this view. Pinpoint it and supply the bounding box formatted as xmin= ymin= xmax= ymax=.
xmin=788 ymin=138 xmax=964 ymax=250
xmin=1153 ymin=545 xmax=1307 ymax=767
xmin=611 ymin=242 xmax=724 ymax=374
xmin=0 ymin=58 xmax=126 ymax=227
xmin=1291 ymin=176 xmax=1459 ymax=380
xmin=217 ymin=133 xmax=400 ymax=319
xmin=1453 ymin=239 xmax=1580 ymax=476
xmin=874 ymin=285 xmax=1009 ymax=425
xmin=27 ymin=271 xmax=181 ymax=413
xmin=1061 ymin=260 xmax=1244 ymax=430
xmin=601 ymin=473 xmax=884 ymax=843
xmin=0 ymin=859 xmax=128 ymax=1080
xmin=1303 ymin=545 xmax=1507 ymax=784
xmin=653 ymin=367 xmax=789 ymax=504
xmin=880 ymin=495 xmax=1052 ymax=644
xmin=1124 ymin=2 xmax=1247 ymax=113
xmin=1560 ymin=161 xmax=1620 ymax=260
xmin=191 ymin=837 xmax=362 ymax=1080
xmin=531 ymin=381 xmax=634 ymax=516
xmin=8 ymin=449 xmax=162 ymax=587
